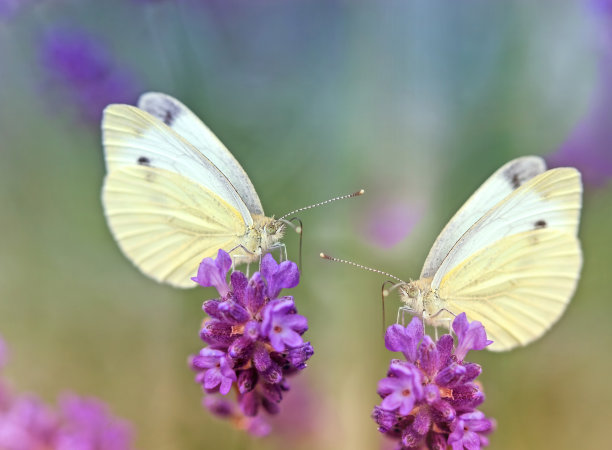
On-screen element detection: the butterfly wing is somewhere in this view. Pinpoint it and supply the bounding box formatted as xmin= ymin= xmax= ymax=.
xmin=431 ymin=167 xmax=582 ymax=288
xmin=137 ymin=92 xmax=265 ymax=215
xmin=436 ymin=229 xmax=582 ymax=351
xmin=102 ymin=165 xmax=247 ymax=288
xmin=420 ymin=156 xmax=547 ymax=278
xmin=102 ymin=103 xmax=254 ymax=226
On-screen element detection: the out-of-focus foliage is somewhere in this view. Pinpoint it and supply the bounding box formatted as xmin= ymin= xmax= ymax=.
xmin=0 ymin=0 xmax=610 ymax=449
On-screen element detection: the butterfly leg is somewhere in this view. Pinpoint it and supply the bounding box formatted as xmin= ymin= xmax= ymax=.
xmin=397 ymin=306 xmax=416 ymax=326
xmin=228 ymin=245 xmax=256 ymax=272
xmin=429 ymin=308 xmax=456 ymax=335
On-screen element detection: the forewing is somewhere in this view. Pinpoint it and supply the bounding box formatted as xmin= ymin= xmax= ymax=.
xmin=137 ymin=92 xmax=264 ymax=215
xmin=102 ymin=103 xmax=253 ymax=226
xmin=102 ymin=165 xmax=246 ymax=288
xmin=432 ymin=167 xmax=582 ymax=288
xmin=437 ymin=229 xmax=582 ymax=351
xmin=420 ymin=156 xmax=546 ymax=278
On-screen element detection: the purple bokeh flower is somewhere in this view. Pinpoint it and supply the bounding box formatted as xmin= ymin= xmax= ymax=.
xmin=359 ymin=200 xmax=423 ymax=248
xmin=372 ymin=314 xmax=495 ymax=449
xmin=0 ymin=336 xmax=134 ymax=449
xmin=39 ymin=27 xmax=140 ymax=123
xmin=190 ymin=251 xmax=312 ymax=436
xmin=0 ymin=0 xmax=26 ymax=19
xmin=547 ymin=0 xmax=612 ymax=187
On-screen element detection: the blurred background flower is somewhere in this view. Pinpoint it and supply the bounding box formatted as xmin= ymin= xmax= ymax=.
xmin=546 ymin=0 xmax=612 ymax=186
xmin=0 ymin=336 xmax=134 ymax=450
xmin=0 ymin=0 xmax=610 ymax=449
xmin=39 ymin=26 xmax=141 ymax=124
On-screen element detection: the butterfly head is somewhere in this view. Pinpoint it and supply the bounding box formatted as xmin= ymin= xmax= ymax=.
xmin=399 ymin=282 xmax=423 ymax=314
xmin=250 ymin=216 xmax=286 ymax=252
xmin=398 ymin=278 xmax=436 ymax=317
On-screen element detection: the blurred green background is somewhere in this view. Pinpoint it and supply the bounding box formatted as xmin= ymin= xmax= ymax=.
xmin=1 ymin=0 xmax=611 ymax=448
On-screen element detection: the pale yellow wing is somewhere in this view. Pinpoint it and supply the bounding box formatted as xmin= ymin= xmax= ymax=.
xmin=421 ymin=156 xmax=546 ymax=278
xmin=102 ymin=104 xmax=254 ymax=226
xmin=137 ymin=92 xmax=265 ymax=215
xmin=102 ymin=165 xmax=247 ymax=288
xmin=432 ymin=168 xmax=582 ymax=288
xmin=437 ymin=229 xmax=582 ymax=351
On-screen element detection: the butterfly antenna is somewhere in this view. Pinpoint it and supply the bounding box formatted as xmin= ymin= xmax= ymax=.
xmin=278 ymin=189 xmax=365 ymax=220
xmin=319 ymin=253 xmax=406 ymax=284
xmin=287 ymin=217 xmax=303 ymax=271
xmin=381 ymin=280 xmax=398 ymax=338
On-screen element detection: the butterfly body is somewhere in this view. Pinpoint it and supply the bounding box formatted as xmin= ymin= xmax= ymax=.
xmin=237 ymin=215 xmax=286 ymax=262
xmin=399 ymin=278 xmax=456 ymax=330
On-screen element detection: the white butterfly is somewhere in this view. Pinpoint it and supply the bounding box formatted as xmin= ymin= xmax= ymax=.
xmin=324 ymin=156 xmax=582 ymax=351
xmin=101 ymin=92 xmax=296 ymax=288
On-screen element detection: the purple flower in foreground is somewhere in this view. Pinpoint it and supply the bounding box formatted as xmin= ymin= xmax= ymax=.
xmin=190 ymin=251 xmax=312 ymax=436
xmin=0 ymin=335 xmax=134 ymax=449
xmin=39 ymin=27 xmax=140 ymax=123
xmin=372 ymin=314 xmax=495 ymax=449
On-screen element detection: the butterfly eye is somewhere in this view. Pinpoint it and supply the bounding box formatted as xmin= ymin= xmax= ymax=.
xmin=408 ymin=286 xmax=419 ymax=298
xmin=266 ymin=223 xmax=277 ymax=234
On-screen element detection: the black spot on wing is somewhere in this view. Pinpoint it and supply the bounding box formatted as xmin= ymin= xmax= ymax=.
xmin=502 ymin=160 xmax=544 ymax=190
xmin=511 ymin=173 xmax=521 ymax=189
xmin=163 ymin=109 xmax=176 ymax=126
xmin=141 ymin=97 xmax=182 ymax=127
xmin=534 ymin=219 xmax=547 ymax=229
xmin=137 ymin=156 xmax=151 ymax=166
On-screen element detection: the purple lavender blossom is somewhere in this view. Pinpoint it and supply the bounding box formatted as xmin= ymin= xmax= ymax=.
xmin=190 ymin=250 xmax=312 ymax=436
xmin=39 ymin=27 xmax=140 ymax=123
xmin=372 ymin=314 xmax=495 ymax=449
xmin=0 ymin=336 xmax=134 ymax=449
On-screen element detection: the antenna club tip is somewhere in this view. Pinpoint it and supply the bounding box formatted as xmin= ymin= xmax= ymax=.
xmin=358 ymin=189 xmax=365 ymax=195
xmin=382 ymin=289 xmax=389 ymax=297
xmin=320 ymin=252 xmax=330 ymax=259
xmin=295 ymin=226 xmax=302 ymax=234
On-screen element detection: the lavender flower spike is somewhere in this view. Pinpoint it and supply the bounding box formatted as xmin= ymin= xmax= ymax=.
xmin=372 ymin=314 xmax=495 ymax=449
xmin=190 ymin=250 xmax=311 ymax=436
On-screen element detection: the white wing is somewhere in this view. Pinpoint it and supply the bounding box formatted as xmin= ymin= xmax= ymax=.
xmin=420 ymin=156 xmax=546 ymax=278
xmin=432 ymin=167 xmax=582 ymax=288
xmin=137 ymin=92 xmax=264 ymax=215
xmin=102 ymin=104 xmax=253 ymax=226
xmin=438 ymin=229 xmax=582 ymax=351
xmin=102 ymin=165 xmax=247 ymax=288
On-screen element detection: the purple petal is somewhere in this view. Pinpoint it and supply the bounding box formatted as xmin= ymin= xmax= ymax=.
xmin=239 ymin=391 xmax=259 ymax=417
xmin=253 ymin=343 xmax=272 ymax=373
xmin=237 ymin=369 xmax=257 ymax=394
xmin=261 ymin=253 xmax=300 ymax=298
xmin=245 ymin=416 xmax=271 ymax=437
xmin=219 ymin=376 xmax=234 ymax=395
xmin=191 ymin=250 xmax=232 ymax=297
xmin=417 ymin=335 xmax=438 ymax=376
xmin=453 ymin=313 xmax=492 ymax=360
xmin=384 ymin=318 xmax=424 ymax=362
xmin=204 ymin=396 xmax=234 ymax=417
xmin=217 ymin=300 xmax=249 ymax=324
xmin=245 ymin=272 xmax=266 ymax=314
xmin=230 ymin=271 xmax=248 ymax=306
